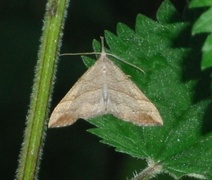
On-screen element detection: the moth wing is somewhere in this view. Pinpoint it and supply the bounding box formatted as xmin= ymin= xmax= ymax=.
xmin=104 ymin=60 xmax=163 ymax=126
xmin=49 ymin=60 xmax=106 ymax=128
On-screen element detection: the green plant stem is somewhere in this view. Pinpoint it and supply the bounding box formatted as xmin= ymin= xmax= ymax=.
xmin=131 ymin=161 xmax=162 ymax=180
xmin=15 ymin=0 xmax=70 ymax=179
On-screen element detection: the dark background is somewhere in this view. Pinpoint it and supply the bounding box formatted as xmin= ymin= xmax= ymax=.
xmin=1 ymin=0 xmax=188 ymax=179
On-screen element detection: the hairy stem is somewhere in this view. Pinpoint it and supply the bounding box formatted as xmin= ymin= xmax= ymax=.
xmin=15 ymin=0 xmax=70 ymax=179
xmin=132 ymin=160 xmax=162 ymax=180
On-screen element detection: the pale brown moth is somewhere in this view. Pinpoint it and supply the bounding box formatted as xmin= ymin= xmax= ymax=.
xmin=48 ymin=37 xmax=163 ymax=128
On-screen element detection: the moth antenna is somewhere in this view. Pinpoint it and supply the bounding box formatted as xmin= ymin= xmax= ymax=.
xmin=60 ymin=37 xmax=145 ymax=74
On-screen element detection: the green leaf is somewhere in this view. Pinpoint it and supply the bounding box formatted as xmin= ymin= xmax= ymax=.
xmin=192 ymin=7 xmax=212 ymax=34
xmin=202 ymin=34 xmax=212 ymax=69
xmin=82 ymin=0 xmax=212 ymax=179
xmin=190 ymin=0 xmax=212 ymax=8
xmin=190 ymin=1 xmax=212 ymax=69
xmin=161 ymin=100 xmax=212 ymax=179
xmin=156 ymin=0 xmax=182 ymax=23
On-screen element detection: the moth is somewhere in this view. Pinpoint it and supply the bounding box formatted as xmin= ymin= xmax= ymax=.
xmin=48 ymin=37 xmax=163 ymax=128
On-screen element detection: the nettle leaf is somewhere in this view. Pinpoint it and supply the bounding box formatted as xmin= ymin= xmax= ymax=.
xmin=192 ymin=7 xmax=212 ymax=34
xmin=83 ymin=0 xmax=212 ymax=179
xmin=190 ymin=1 xmax=212 ymax=69
xmin=202 ymin=34 xmax=212 ymax=69
xmin=190 ymin=0 xmax=212 ymax=8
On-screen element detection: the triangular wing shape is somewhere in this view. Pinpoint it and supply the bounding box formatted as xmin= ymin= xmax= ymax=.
xmin=48 ymin=58 xmax=108 ymax=128
xmin=49 ymin=37 xmax=163 ymax=128
xmin=101 ymin=57 xmax=163 ymax=126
